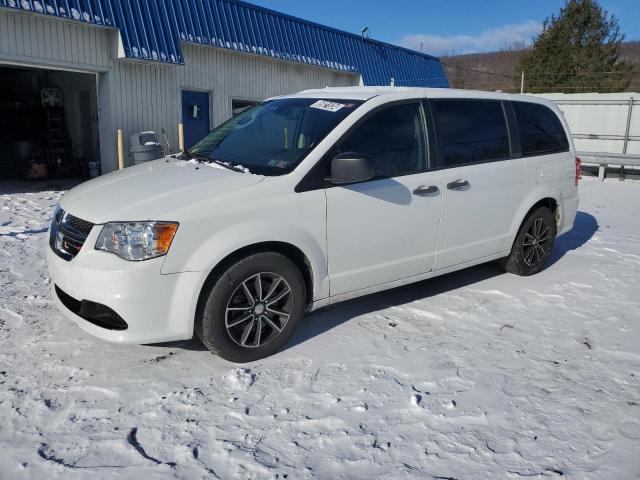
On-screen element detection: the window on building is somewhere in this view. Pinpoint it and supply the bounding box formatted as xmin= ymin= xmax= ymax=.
xmin=512 ymin=101 xmax=569 ymax=156
xmin=336 ymin=102 xmax=427 ymax=178
xmin=432 ymin=99 xmax=510 ymax=167
xmin=232 ymin=99 xmax=258 ymax=116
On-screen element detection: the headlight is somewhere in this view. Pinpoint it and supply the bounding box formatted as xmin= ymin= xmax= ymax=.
xmin=95 ymin=222 xmax=179 ymax=261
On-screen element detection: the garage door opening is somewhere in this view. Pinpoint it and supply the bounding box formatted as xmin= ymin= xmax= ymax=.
xmin=0 ymin=65 xmax=99 ymax=180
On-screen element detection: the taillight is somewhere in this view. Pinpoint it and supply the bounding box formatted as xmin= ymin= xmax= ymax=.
xmin=575 ymin=156 xmax=582 ymax=186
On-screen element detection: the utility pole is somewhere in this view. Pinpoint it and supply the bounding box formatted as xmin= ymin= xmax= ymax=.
xmin=520 ymin=71 xmax=525 ymax=94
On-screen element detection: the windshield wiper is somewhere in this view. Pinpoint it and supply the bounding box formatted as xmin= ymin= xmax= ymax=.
xmin=192 ymin=156 xmax=247 ymax=173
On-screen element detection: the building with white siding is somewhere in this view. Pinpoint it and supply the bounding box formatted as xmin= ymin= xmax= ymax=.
xmin=0 ymin=0 xmax=448 ymax=178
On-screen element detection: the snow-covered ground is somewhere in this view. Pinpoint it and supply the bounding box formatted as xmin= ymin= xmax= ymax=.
xmin=0 ymin=177 xmax=639 ymax=479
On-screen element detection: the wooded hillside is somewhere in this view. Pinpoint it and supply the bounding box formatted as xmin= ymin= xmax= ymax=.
xmin=441 ymin=41 xmax=640 ymax=92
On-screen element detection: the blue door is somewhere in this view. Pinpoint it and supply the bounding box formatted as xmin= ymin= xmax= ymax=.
xmin=181 ymin=90 xmax=210 ymax=149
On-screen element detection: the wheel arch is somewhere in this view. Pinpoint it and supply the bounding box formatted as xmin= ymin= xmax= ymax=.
xmin=194 ymin=241 xmax=315 ymax=333
xmin=524 ymin=197 xmax=558 ymax=221
xmin=506 ymin=187 xmax=561 ymax=251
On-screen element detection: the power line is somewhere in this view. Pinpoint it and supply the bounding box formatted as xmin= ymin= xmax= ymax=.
xmin=442 ymin=69 xmax=640 ymax=77
xmin=400 ymin=73 xmax=640 ymax=82
xmin=441 ymin=58 xmax=640 ymax=78
xmin=439 ymin=61 xmax=514 ymax=79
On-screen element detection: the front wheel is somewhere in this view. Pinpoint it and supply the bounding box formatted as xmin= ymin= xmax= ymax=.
xmin=196 ymin=252 xmax=306 ymax=363
xmin=501 ymin=206 xmax=557 ymax=276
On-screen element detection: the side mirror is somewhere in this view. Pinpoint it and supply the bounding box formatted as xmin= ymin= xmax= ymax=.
xmin=329 ymin=152 xmax=373 ymax=185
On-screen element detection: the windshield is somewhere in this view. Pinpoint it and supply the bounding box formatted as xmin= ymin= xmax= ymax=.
xmin=188 ymin=98 xmax=363 ymax=175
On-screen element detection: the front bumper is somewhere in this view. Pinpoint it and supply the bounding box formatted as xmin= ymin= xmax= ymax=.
xmin=47 ymin=228 xmax=202 ymax=344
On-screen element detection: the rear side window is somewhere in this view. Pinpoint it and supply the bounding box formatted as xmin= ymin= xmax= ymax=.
xmin=431 ymin=99 xmax=510 ymax=167
xmin=336 ymin=102 xmax=427 ymax=178
xmin=512 ymin=102 xmax=569 ymax=156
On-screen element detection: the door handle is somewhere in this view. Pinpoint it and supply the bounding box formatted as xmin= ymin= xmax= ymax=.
xmin=413 ymin=185 xmax=439 ymax=196
xmin=447 ymin=179 xmax=470 ymax=191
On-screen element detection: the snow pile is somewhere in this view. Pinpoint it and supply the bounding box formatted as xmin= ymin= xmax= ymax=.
xmin=0 ymin=177 xmax=639 ymax=478
xmin=173 ymin=158 xmax=250 ymax=173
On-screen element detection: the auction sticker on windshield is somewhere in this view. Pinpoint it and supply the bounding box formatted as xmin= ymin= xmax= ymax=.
xmin=310 ymin=100 xmax=346 ymax=112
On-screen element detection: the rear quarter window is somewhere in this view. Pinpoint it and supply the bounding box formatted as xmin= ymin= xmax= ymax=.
xmin=512 ymin=101 xmax=569 ymax=156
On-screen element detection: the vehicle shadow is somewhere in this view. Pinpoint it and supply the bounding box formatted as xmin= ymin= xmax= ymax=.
xmin=163 ymin=337 xmax=209 ymax=352
xmin=166 ymin=210 xmax=599 ymax=355
xmin=345 ymin=178 xmax=412 ymax=205
xmin=284 ymin=263 xmax=503 ymax=352
xmin=284 ymin=210 xmax=599 ymax=352
xmin=548 ymin=211 xmax=598 ymax=266
xmin=167 ymin=264 xmax=506 ymax=355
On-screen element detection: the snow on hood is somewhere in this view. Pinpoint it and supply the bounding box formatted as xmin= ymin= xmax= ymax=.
xmin=60 ymin=157 xmax=264 ymax=223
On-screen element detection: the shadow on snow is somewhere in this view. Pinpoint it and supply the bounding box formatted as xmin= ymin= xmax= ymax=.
xmin=133 ymin=211 xmax=601 ymax=355
xmin=286 ymin=210 xmax=599 ymax=352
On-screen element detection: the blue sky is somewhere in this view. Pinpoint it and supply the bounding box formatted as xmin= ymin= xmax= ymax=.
xmin=250 ymin=0 xmax=640 ymax=56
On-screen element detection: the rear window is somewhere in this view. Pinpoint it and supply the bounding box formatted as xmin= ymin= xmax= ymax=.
xmin=512 ymin=101 xmax=569 ymax=156
xmin=432 ymin=99 xmax=510 ymax=167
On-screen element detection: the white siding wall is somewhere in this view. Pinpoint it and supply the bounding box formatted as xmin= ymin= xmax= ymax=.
xmin=0 ymin=9 xmax=113 ymax=71
xmin=0 ymin=9 xmax=359 ymax=173
xmin=104 ymin=44 xmax=358 ymax=171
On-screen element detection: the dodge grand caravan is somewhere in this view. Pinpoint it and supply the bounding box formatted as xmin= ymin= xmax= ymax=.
xmin=47 ymin=87 xmax=579 ymax=362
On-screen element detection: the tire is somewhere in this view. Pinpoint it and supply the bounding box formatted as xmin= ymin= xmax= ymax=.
xmin=501 ymin=206 xmax=557 ymax=276
xmin=196 ymin=252 xmax=306 ymax=363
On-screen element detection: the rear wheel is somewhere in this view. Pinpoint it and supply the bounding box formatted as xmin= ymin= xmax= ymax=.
xmin=501 ymin=206 xmax=557 ymax=276
xmin=196 ymin=252 xmax=306 ymax=362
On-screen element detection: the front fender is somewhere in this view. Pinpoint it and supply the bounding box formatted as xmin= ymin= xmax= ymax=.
xmin=160 ymin=187 xmax=329 ymax=302
xmin=170 ymin=221 xmax=328 ymax=298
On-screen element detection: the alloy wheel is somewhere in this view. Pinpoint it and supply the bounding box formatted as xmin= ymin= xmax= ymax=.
xmin=225 ymin=272 xmax=292 ymax=348
xmin=522 ymin=217 xmax=552 ymax=267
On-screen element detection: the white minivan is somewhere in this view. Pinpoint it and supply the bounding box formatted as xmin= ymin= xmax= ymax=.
xmin=47 ymin=87 xmax=579 ymax=362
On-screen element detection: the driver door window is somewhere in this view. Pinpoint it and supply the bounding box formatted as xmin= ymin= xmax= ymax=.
xmin=334 ymin=102 xmax=428 ymax=178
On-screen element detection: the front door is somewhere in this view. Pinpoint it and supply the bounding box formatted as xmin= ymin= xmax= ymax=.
xmin=326 ymin=101 xmax=443 ymax=296
xmin=181 ymin=90 xmax=210 ymax=149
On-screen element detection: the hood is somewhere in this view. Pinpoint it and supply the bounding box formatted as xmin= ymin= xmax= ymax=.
xmin=60 ymin=158 xmax=264 ymax=223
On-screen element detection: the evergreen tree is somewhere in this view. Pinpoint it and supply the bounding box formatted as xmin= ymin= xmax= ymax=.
xmin=519 ymin=0 xmax=633 ymax=93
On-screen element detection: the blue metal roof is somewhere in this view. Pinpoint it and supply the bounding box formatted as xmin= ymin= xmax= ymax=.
xmin=0 ymin=0 xmax=449 ymax=87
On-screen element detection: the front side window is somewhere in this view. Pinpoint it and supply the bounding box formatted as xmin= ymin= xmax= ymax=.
xmin=513 ymin=101 xmax=569 ymax=156
xmin=189 ymin=98 xmax=363 ymax=175
xmin=334 ymin=102 xmax=427 ymax=178
xmin=432 ymin=99 xmax=510 ymax=167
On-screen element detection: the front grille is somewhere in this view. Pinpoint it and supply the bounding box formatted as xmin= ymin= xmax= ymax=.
xmin=49 ymin=208 xmax=95 ymax=261
xmin=64 ymin=214 xmax=94 ymax=236
xmin=55 ymin=285 xmax=128 ymax=330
